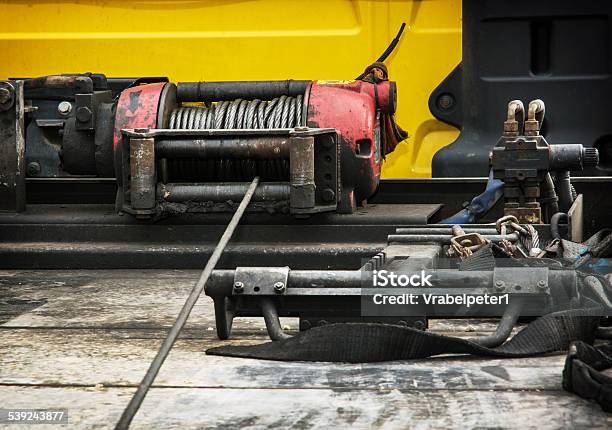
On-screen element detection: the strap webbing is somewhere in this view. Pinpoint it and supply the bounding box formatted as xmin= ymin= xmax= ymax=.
xmin=207 ymin=309 xmax=611 ymax=412
xmin=207 ymin=309 xmax=600 ymax=361
xmin=563 ymin=341 xmax=612 ymax=412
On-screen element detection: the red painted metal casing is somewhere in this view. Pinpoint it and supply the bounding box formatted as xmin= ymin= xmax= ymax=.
xmin=113 ymin=82 xmax=166 ymax=149
xmin=113 ymin=82 xmax=166 ymax=190
xmin=307 ymin=80 xmax=395 ymax=212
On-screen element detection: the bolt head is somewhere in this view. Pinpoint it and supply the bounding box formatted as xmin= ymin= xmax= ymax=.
xmin=233 ymin=282 xmax=244 ymax=293
xmin=0 ymin=87 xmax=11 ymax=104
xmin=413 ymin=320 xmax=426 ymax=330
xmin=27 ymin=161 xmax=41 ymax=177
xmin=437 ymin=93 xmax=455 ymax=111
xmin=538 ymin=280 xmax=547 ymax=289
xmin=76 ymin=106 xmax=92 ymax=122
xmin=322 ymin=188 xmax=336 ymax=203
xmin=273 ymin=282 xmax=285 ymax=293
xmin=57 ymin=101 xmax=72 ymax=115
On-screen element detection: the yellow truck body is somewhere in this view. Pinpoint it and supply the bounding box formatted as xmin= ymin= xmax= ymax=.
xmin=0 ymin=0 xmax=461 ymax=177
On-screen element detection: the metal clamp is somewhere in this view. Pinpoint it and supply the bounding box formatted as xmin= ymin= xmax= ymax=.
xmin=447 ymin=225 xmax=490 ymax=258
xmin=233 ymin=267 xmax=290 ymax=295
xmin=492 ymin=267 xmax=548 ymax=294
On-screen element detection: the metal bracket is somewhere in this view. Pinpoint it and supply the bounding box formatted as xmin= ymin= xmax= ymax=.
xmin=0 ymin=80 xmax=25 ymax=212
xmin=492 ymin=267 xmax=548 ymax=294
xmin=233 ymin=267 xmax=290 ymax=295
xmin=568 ymin=194 xmax=584 ymax=243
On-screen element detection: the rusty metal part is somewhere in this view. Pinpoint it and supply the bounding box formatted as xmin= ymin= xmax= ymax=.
xmin=23 ymin=74 xmax=94 ymax=93
xmin=447 ymin=224 xmax=491 ymax=258
xmin=496 ymin=215 xmax=530 ymax=236
xmin=0 ymin=82 xmax=15 ymax=111
xmin=503 ymin=100 xmax=524 ymax=136
xmin=496 ymin=215 xmax=533 ymax=256
xmin=0 ymin=81 xmax=25 ymax=212
xmin=504 ymin=207 xmax=541 ymax=224
xmin=156 ymin=136 xmax=290 ymax=159
xmin=289 ymin=135 xmax=315 ymax=210
xmin=158 ymin=182 xmax=290 ymax=203
xmin=525 ymin=99 xmax=545 ymax=136
xmin=129 ymin=137 xmax=156 ymax=211
xmin=493 ymin=98 xmax=598 ymax=225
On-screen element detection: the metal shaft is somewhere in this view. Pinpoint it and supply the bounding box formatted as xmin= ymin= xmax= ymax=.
xmin=114 ymin=177 xmax=261 ymax=430
xmin=177 ymin=80 xmax=309 ymax=102
xmin=158 ymin=182 xmax=290 ymax=202
xmin=155 ymin=137 xmax=290 ymax=159
xmin=387 ymin=233 xmax=519 ymax=244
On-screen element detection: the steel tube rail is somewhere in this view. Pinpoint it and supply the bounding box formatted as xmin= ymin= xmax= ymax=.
xmin=155 ymin=137 xmax=290 ymax=159
xmin=387 ymin=233 xmax=519 ymax=244
xmin=205 ymin=269 xmax=576 ymax=297
xmin=395 ymin=227 xmax=501 ymax=235
xmin=158 ymin=183 xmax=290 ymax=202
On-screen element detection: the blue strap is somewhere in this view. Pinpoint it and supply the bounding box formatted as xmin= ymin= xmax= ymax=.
xmin=440 ymin=170 xmax=504 ymax=224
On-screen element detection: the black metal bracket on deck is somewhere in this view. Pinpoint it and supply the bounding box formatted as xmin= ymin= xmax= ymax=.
xmin=0 ymin=80 xmax=26 ymax=212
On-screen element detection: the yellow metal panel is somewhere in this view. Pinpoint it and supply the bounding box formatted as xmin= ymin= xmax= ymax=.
xmin=0 ymin=0 xmax=461 ymax=177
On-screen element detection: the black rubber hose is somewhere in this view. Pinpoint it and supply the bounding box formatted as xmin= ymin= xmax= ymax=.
xmin=556 ymin=170 xmax=575 ymax=213
xmin=551 ymin=212 xmax=568 ymax=240
xmin=543 ymin=173 xmax=560 ymax=213
xmin=355 ymin=23 xmax=406 ymax=79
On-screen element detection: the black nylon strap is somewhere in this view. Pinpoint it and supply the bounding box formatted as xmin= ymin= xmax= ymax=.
xmin=563 ymin=341 xmax=612 ymax=412
xmin=207 ymin=309 xmax=600 ymax=362
xmin=207 ymin=309 xmax=612 ymax=411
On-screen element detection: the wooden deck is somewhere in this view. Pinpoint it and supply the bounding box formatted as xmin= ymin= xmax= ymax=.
xmin=1 ymin=269 xmax=610 ymax=429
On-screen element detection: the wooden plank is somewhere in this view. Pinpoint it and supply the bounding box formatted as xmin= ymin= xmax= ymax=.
xmin=0 ymin=269 xmax=608 ymax=428
xmin=0 ymin=328 xmax=568 ymax=390
xmin=0 ymin=386 xmax=609 ymax=430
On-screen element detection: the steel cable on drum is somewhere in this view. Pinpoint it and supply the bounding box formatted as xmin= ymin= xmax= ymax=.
xmin=168 ymin=95 xmax=303 ymax=131
xmin=166 ymin=96 xmax=303 ymax=182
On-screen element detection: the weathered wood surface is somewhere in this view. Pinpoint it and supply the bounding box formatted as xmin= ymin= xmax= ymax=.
xmin=0 ymin=328 xmax=572 ymax=390
xmin=0 ymin=270 xmax=610 ymax=429
xmin=1 ymin=386 xmax=610 ymax=430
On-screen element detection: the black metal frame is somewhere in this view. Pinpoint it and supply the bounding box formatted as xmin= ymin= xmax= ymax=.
xmin=118 ymin=127 xmax=339 ymax=219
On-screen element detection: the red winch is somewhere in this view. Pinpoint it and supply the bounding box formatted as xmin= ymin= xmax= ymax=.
xmin=8 ymin=69 xmax=406 ymax=218
xmin=110 ymin=74 xmax=405 ymax=218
